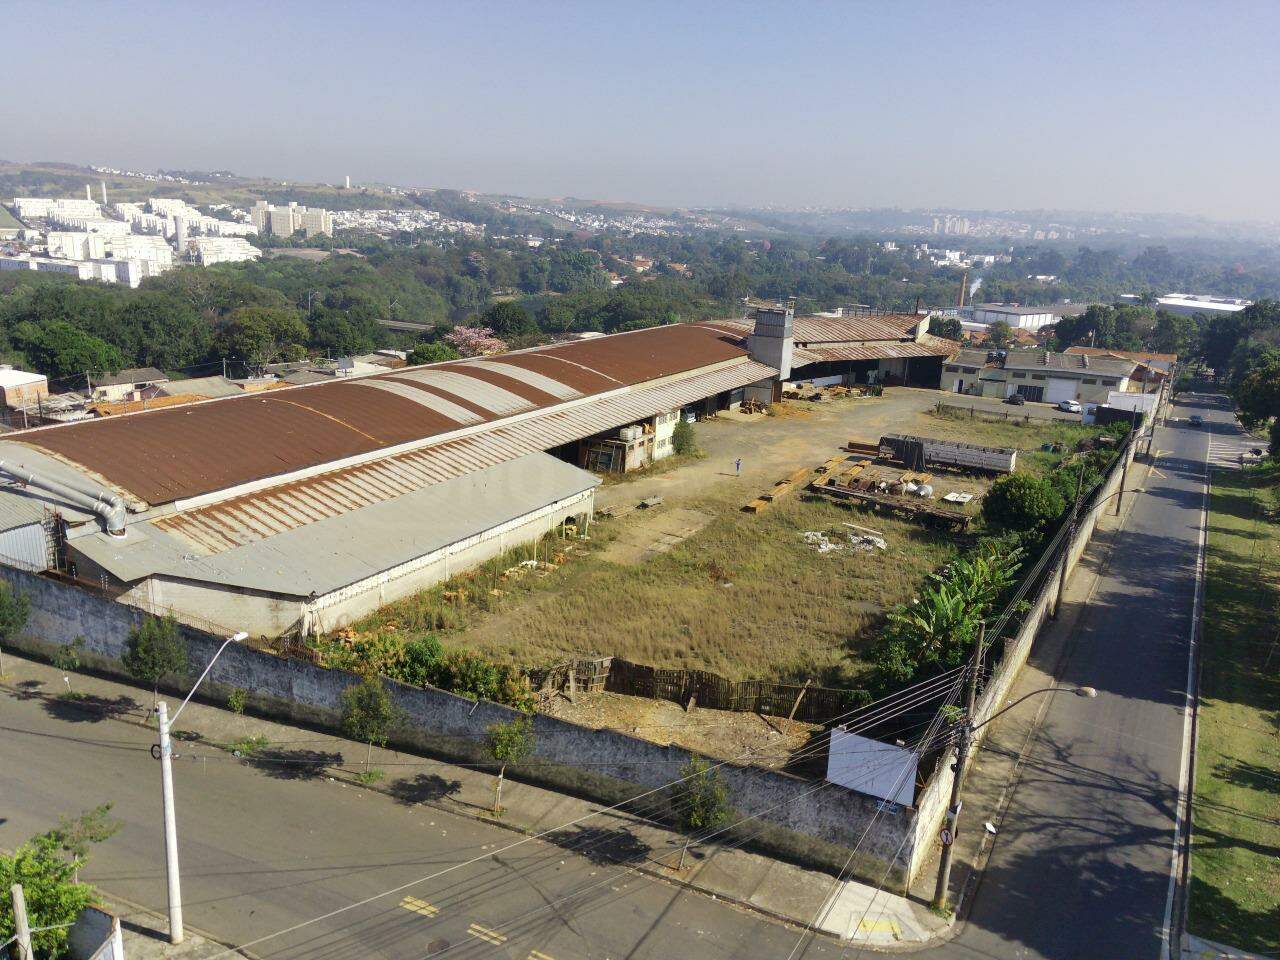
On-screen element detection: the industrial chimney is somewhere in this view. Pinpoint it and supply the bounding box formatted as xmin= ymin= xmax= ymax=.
xmin=100 ymin=180 xmax=107 ymax=205
xmin=85 ymin=184 xmax=93 ymax=201
xmin=174 ymin=216 xmax=187 ymax=251
xmin=747 ymin=303 xmax=794 ymax=380
xmin=344 ymin=174 xmax=351 ymax=189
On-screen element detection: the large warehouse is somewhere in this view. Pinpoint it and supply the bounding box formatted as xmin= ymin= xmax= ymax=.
xmin=0 ymin=307 xmax=954 ymax=635
xmin=0 ymin=322 xmax=780 ymax=634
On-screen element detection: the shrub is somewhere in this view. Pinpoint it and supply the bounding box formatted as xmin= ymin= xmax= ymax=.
xmin=669 ymin=757 xmax=731 ymax=869
xmin=395 ymin=635 xmax=445 ymax=687
xmin=672 ymin=418 xmax=697 ymax=456
xmin=52 ymin=636 xmax=84 ymax=673
xmin=227 ymin=688 xmax=247 ymax=714
xmin=1270 ymin=420 xmax=1280 ymax=460
xmin=982 ymin=473 xmax=1065 ymax=532
xmin=432 ymin=650 xmax=533 ymax=711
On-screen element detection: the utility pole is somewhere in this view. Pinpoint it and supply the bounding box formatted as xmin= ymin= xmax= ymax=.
xmin=156 ymin=700 xmax=184 ymax=944
xmin=11 ymin=883 xmax=33 ymax=960
xmin=932 ymin=624 xmax=983 ymax=913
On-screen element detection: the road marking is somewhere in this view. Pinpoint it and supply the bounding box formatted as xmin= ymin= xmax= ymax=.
xmin=468 ymin=923 xmax=507 ymax=946
xmin=400 ymin=895 xmax=439 ymax=917
xmin=528 ymin=951 xmax=556 ymax=960
xmin=1160 ymin=409 xmax=1210 ymax=960
xmin=857 ymin=918 xmax=901 ymax=936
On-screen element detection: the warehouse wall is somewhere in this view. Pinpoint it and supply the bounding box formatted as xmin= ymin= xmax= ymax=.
xmin=0 ymin=561 xmax=918 ymax=889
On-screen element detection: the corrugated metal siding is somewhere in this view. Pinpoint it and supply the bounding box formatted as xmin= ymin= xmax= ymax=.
xmin=0 ymin=523 xmax=49 ymax=570
xmin=154 ymin=361 xmax=775 ymax=554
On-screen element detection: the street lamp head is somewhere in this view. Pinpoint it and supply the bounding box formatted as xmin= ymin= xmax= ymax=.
xmin=230 ymin=631 xmax=248 ymax=643
xmin=1074 ymin=686 xmax=1098 ymax=698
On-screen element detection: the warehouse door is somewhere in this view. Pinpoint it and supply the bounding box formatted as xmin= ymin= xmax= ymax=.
xmin=1046 ymin=378 xmax=1077 ymax=404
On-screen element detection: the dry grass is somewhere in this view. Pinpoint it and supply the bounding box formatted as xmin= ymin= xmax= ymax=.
xmin=919 ymin=408 xmax=1114 ymax=476
xmin=455 ymin=495 xmax=960 ymax=686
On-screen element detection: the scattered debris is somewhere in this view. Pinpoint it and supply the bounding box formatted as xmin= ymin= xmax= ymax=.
xmin=802 ymin=529 xmax=886 ymax=554
xmin=942 ymin=491 xmax=974 ymax=504
xmin=639 ymin=496 xmax=664 ymax=509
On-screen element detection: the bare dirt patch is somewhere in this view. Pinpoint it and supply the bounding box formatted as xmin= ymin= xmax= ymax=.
xmin=598 ymin=507 xmax=714 ymax=564
xmin=540 ymin=690 xmax=818 ymax=766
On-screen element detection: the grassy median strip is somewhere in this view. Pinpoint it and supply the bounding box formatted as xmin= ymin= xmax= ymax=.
xmin=1189 ymin=462 xmax=1280 ymax=954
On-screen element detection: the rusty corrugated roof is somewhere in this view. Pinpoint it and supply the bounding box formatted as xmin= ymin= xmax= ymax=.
xmin=153 ymin=361 xmax=775 ymax=554
xmin=10 ymin=322 xmax=754 ymax=507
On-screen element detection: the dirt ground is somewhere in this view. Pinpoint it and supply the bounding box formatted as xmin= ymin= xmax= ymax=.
xmin=539 ymin=689 xmax=819 ymax=767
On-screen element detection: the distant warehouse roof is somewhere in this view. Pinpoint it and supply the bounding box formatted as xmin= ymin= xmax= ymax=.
xmin=8 ymin=322 xmax=754 ymax=508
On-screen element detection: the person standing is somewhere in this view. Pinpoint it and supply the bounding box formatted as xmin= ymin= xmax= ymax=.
xmin=734 ymin=457 xmax=742 ymax=476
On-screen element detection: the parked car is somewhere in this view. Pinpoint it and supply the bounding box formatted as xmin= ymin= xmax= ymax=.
xmin=1188 ymin=414 xmax=1204 ymax=426
xmin=1056 ymin=399 xmax=1082 ymax=414
xmin=1005 ymin=393 xmax=1026 ymax=405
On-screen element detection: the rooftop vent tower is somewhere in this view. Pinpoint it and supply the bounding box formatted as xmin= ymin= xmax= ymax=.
xmin=748 ymin=304 xmax=794 ymax=380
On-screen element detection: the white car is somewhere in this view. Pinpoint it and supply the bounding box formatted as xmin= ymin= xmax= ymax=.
xmin=1056 ymin=400 xmax=1083 ymax=414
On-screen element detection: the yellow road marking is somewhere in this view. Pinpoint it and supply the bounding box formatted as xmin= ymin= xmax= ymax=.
xmin=528 ymin=951 xmax=555 ymax=960
xmin=857 ymin=918 xmax=901 ymax=936
xmin=467 ymin=923 xmax=507 ymax=946
xmin=399 ymin=895 xmax=439 ymax=917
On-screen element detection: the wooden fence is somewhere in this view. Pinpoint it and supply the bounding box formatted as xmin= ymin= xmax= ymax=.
xmin=530 ymin=655 xmax=869 ymax=725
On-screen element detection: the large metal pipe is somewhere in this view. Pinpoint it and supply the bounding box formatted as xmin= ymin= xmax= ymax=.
xmin=0 ymin=460 xmax=127 ymax=536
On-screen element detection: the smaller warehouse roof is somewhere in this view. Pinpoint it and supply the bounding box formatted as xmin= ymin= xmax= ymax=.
xmin=161 ymin=376 xmax=246 ymax=400
xmin=0 ymin=368 xmax=46 ymax=389
xmin=948 ymin=349 xmax=996 ymax=368
xmin=1064 ymin=346 xmax=1178 ymax=366
xmin=89 ymin=367 xmax=168 ymax=388
xmin=1002 ymin=350 xmax=1135 ymax=377
xmin=971 ymin=303 xmax=1057 ymax=316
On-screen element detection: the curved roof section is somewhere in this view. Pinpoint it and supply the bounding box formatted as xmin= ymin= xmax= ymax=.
xmin=8 ymin=322 xmax=749 ymax=507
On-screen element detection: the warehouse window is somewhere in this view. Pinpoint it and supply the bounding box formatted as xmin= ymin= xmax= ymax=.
xmin=945 ymin=365 xmax=959 ymax=373
xmin=1082 ymin=378 xmax=1097 ymax=384
xmin=1102 ymin=378 xmax=1119 ymax=386
xmin=1031 ymin=374 xmax=1046 ymax=381
xmin=1012 ymin=372 xmax=1026 ymax=379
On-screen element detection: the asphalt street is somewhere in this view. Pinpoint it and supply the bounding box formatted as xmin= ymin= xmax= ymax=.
xmin=0 ymin=684 xmax=841 ymax=960
xmin=922 ymin=393 xmax=1233 ymax=960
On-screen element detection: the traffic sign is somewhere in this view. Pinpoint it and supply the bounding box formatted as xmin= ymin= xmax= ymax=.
xmin=940 ymin=828 xmax=954 ymax=847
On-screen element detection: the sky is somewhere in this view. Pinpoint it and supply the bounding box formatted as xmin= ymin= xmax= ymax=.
xmin=6 ymin=0 xmax=1280 ymax=220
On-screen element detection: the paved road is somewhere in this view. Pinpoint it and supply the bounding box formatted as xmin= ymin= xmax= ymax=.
xmin=0 ymin=687 xmax=840 ymax=960
xmin=922 ymin=393 xmax=1239 ymax=960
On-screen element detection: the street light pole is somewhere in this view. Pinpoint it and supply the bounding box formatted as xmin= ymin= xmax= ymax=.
xmin=156 ymin=631 xmax=247 ymax=945
xmin=932 ymin=625 xmax=982 ymax=912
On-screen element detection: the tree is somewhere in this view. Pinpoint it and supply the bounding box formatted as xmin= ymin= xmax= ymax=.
xmin=987 ymin=320 xmax=1013 ymax=350
xmin=47 ymin=803 xmax=120 ymax=883
xmin=982 ymin=473 xmax=1066 ymax=533
xmin=0 ymin=581 xmax=30 ymax=678
xmin=341 ymin=675 xmax=399 ymax=773
xmin=407 ymin=341 xmax=460 ymax=365
xmin=214 ymin=306 xmax=309 ymax=369
xmin=0 ymin=820 xmax=105 ymax=957
xmin=444 ymin=326 xmax=507 ymax=357
xmin=486 ymin=715 xmax=536 ymax=815
xmin=52 ymin=636 xmax=84 ymax=692
xmin=481 ymin=301 xmax=537 ymax=339
xmin=1233 ymin=356 xmax=1280 ymax=429
xmin=122 ymin=614 xmax=187 ymax=705
xmin=12 ymin=320 xmax=126 ymax=380
xmin=928 ymin=316 xmax=962 ymax=340
xmin=672 ymin=417 xmax=697 ymax=456
xmin=670 ymin=757 xmax=730 ymax=869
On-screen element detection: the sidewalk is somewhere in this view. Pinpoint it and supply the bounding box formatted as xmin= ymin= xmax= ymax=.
xmin=909 ymin=450 xmax=1151 ymax=917
xmin=1 ymin=653 xmax=948 ymax=951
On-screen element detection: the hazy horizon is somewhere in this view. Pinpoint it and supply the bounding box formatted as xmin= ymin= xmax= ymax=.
xmin=7 ymin=0 xmax=1279 ymax=222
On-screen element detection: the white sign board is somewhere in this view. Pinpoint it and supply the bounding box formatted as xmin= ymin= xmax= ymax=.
xmin=826 ymin=727 xmax=918 ymax=806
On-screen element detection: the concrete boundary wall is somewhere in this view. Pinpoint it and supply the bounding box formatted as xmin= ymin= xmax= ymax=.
xmin=0 ymin=564 xmax=917 ymax=887
xmin=906 ymin=435 xmax=1134 ymax=881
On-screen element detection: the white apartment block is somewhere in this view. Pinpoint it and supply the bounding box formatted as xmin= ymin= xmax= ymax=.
xmin=12 ymin=197 xmax=101 ymax=220
xmin=107 ymin=234 xmax=174 ymax=269
xmin=190 ymin=236 xmax=262 ymax=265
xmin=47 ymin=214 xmax=133 ymax=238
xmin=47 ymin=231 xmax=107 ymax=260
xmin=252 ymin=200 xmax=333 ymax=237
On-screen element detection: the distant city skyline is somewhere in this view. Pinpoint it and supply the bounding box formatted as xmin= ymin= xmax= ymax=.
xmin=7 ymin=0 xmax=1280 ymax=221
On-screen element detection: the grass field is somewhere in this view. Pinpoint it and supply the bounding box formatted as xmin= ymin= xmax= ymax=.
xmin=919 ymin=408 xmax=1116 ymax=476
xmin=0 ymin=205 xmax=20 ymax=230
xmin=1188 ymin=462 xmax=1280 ymax=954
xmin=345 ymin=410 xmax=1110 ymax=689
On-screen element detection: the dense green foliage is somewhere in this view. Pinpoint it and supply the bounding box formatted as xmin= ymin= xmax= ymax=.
xmin=0 ymin=807 xmax=118 ymax=956
xmin=872 ymin=541 xmax=1024 ymax=687
xmin=340 ymin=675 xmax=400 ymax=770
xmin=0 ymin=581 xmax=31 ymax=645
xmin=122 ymin=614 xmax=187 ymax=700
xmin=672 ymin=417 xmax=697 ymax=456
xmin=671 ymin=757 xmax=732 ymax=835
xmin=983 ymin=473 xmax=1067 ymax=532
